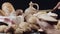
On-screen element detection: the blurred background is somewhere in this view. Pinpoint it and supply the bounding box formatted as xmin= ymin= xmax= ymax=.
xmin=0 ymin=0 xmax=60 ymax=11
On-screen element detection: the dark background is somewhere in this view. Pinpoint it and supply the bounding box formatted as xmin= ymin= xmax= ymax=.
xmin=0 ymin=0 xmax=60 ymax=11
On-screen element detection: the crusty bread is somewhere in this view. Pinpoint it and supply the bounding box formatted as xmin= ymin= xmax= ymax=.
xmin=2 ymin=2 xmax=15 ymax=16
xmin=0 ymin=9 xmax=6 ymax=16
xmin=0 ymin=25 xmax=7 ymax=32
